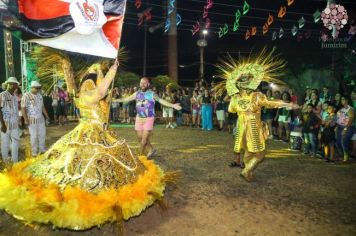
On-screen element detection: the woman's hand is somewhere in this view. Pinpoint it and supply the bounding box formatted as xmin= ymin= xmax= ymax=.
xmin=173 ymin=103 xmax=182 ymax=110
xmin=113 ymin=58 xmax=119 ymax=68
xmin=291 ymin=103 xmax=300 ymax=110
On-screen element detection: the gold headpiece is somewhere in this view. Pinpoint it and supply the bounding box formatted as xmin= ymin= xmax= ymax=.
xmin=216 ymin=48 xmax=286 ymax=96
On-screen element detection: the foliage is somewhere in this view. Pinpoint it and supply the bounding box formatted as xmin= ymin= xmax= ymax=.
xmin=284 ymin=65 xmax=336 ymax=95
xmin=24 ymin=56 xmax=39 ymax=92
xmin=151 ymin=75 xmax=179 ymax=91
xmin=115 ymin=71 xmax=140 ymax=88
xmin=30 ymin=46 xmax=129 ymax=93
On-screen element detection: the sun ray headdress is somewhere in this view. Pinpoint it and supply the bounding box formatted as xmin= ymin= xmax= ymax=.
xmin=215 ymin=47 xmax=287 ymax=96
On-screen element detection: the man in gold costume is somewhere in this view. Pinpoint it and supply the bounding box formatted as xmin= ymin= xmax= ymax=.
xmin=218 ymin=49 xmax=299 ymax=182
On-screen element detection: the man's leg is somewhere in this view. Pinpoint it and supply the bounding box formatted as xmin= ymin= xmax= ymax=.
xmin=140 ymin=131 xmax=152 ymax=156
xmin=310 ymin=132 xmax=317 ymax=155
xmin=146 ymin=132 xmax=155 ymax=156
xmin=10 ymin=128 xmax=19 ymax=162
xmin=28 ymin=124 xmax=38 ymax=156
xmin=169 ymin=109 xmax=174 ymax=128
xmin=38 ymin=122 xmax=46 ymax=153
xmin=1 ymin=131 xmax=10 ymax=161
xmin=136 ymin=130 xmax=144 ymax=154
xmin=241 ymin=150 xmax=265 ymax=181
xmin=163 ymin=109 xmax=169 ymax=128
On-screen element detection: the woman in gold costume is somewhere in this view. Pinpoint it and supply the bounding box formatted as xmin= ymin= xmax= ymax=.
xmin=0 ymin=53 xmax=171 ymax=230
xmin=218 ymin=49 xmax=299 ymax=182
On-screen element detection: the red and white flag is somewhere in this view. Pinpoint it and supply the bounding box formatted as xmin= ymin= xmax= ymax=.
xmin=14 ymin=0 xmax=127 ymax=58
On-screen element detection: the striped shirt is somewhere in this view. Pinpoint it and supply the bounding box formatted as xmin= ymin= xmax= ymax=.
xmin=0 ymin=90 xmax=19 ymax=130
xmin=21 ymin=92 xmax=45 ymax=124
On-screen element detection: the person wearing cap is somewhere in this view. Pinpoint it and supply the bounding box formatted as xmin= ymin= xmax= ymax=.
xmin=21 ymin=80 xmax=50 ymax=157
xmin=0 ymin=77 xmax=20 ymax=163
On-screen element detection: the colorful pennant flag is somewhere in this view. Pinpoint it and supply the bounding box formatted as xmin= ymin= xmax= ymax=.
xmin=298 ymin=16 xmax=305 ymax=28
xmin=313 ymin=9 xmax=321 ymax=23
xmin=243 ymin=0 xmax=250 ymax=15
xmin=291 ymin=25 xmax=298 ymax=36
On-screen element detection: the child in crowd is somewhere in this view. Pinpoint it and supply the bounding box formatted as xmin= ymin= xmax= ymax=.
xmin=320 ymin=103 xmax=336 ymax=162
xmin=301 ymin=104 xmax=320 ymax=156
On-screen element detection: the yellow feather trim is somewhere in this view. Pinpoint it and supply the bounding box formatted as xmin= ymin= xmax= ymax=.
xmin=0 ymin=156 xmax=166 ymax=230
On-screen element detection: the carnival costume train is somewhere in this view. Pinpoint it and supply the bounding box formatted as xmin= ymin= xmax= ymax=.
xmin=0 ymin=52 xmax=173 ymax=230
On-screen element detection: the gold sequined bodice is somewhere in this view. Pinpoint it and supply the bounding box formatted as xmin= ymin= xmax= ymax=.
xmin=229 ymin=92 xmax=262 ymax=114
xmin=75 ymin=97 xmax=110 ymax=123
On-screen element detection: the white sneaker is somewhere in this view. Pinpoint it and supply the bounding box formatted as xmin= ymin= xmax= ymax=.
xmin=147 ymin=149 xmax=157 ymax=158
xmin=166 ymin=124 xmax=170 ymax=128
xmin=170 ymin=124 xmax=176 ymax=129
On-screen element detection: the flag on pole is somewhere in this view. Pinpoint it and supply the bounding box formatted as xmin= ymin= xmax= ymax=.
xmin=1 ymin=0 xmax=127 ymax=58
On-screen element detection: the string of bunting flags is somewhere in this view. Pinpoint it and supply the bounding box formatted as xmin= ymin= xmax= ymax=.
xmin=130 ymin=0 xmax=353 ymax=41
xmin=135 ymin=0 xmax=152 ymax=27
xmin=137 ymin=8 xmax=152 ymax=26
xmin=192 ymin=0 xmax=214 ymax=36
xmin=219 ymin=0 xmax=250 ymax=38
xmin=251 ymin=0 xmax=295 ymax=41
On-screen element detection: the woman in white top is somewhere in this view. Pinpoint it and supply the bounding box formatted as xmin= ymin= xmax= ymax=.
xmin=336 ymin=96 xmax=354 ymax=162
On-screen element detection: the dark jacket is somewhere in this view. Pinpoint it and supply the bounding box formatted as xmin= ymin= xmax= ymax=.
xmin=301 ymin=112 xmax=319 ymax=133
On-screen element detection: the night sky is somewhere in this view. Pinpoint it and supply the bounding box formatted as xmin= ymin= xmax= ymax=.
xmin=0 ymin=0 xmax=355 ymax=86
xmin=121 ymin=0 xmax=356 ymax=86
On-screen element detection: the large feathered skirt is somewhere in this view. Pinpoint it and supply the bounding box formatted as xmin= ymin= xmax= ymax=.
xmin=0 ymin=121 xmax=168 ymax=230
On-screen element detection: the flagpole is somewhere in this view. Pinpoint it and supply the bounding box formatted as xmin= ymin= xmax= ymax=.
xmin=105 ymin=0 xmax=126 ymax=130
xmin=105 ymin=52 xmax=120 ymax=130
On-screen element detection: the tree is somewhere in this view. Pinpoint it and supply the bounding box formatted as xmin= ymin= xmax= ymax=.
xmin=284 ymin=66 xmax=336 ymax=96
xmin=151 ymin=75 xmax=179 ymax=91
xmin=115 ymin=71 xmax=140 ymax=88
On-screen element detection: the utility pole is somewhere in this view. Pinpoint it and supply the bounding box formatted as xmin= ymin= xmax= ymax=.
xmin=143 ymin=20 xmax=148 ymax=76
xmin=138 ymin=7 xmax=150 ymax=77
xmin=197 ymin=29 xmax=208 ymax=80
xmin=167 ymin=0 xmax=178 ymax=81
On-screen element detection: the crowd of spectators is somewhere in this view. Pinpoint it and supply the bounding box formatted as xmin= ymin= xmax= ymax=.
xmin=3 ymin=77 xmax=355 ymax=164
